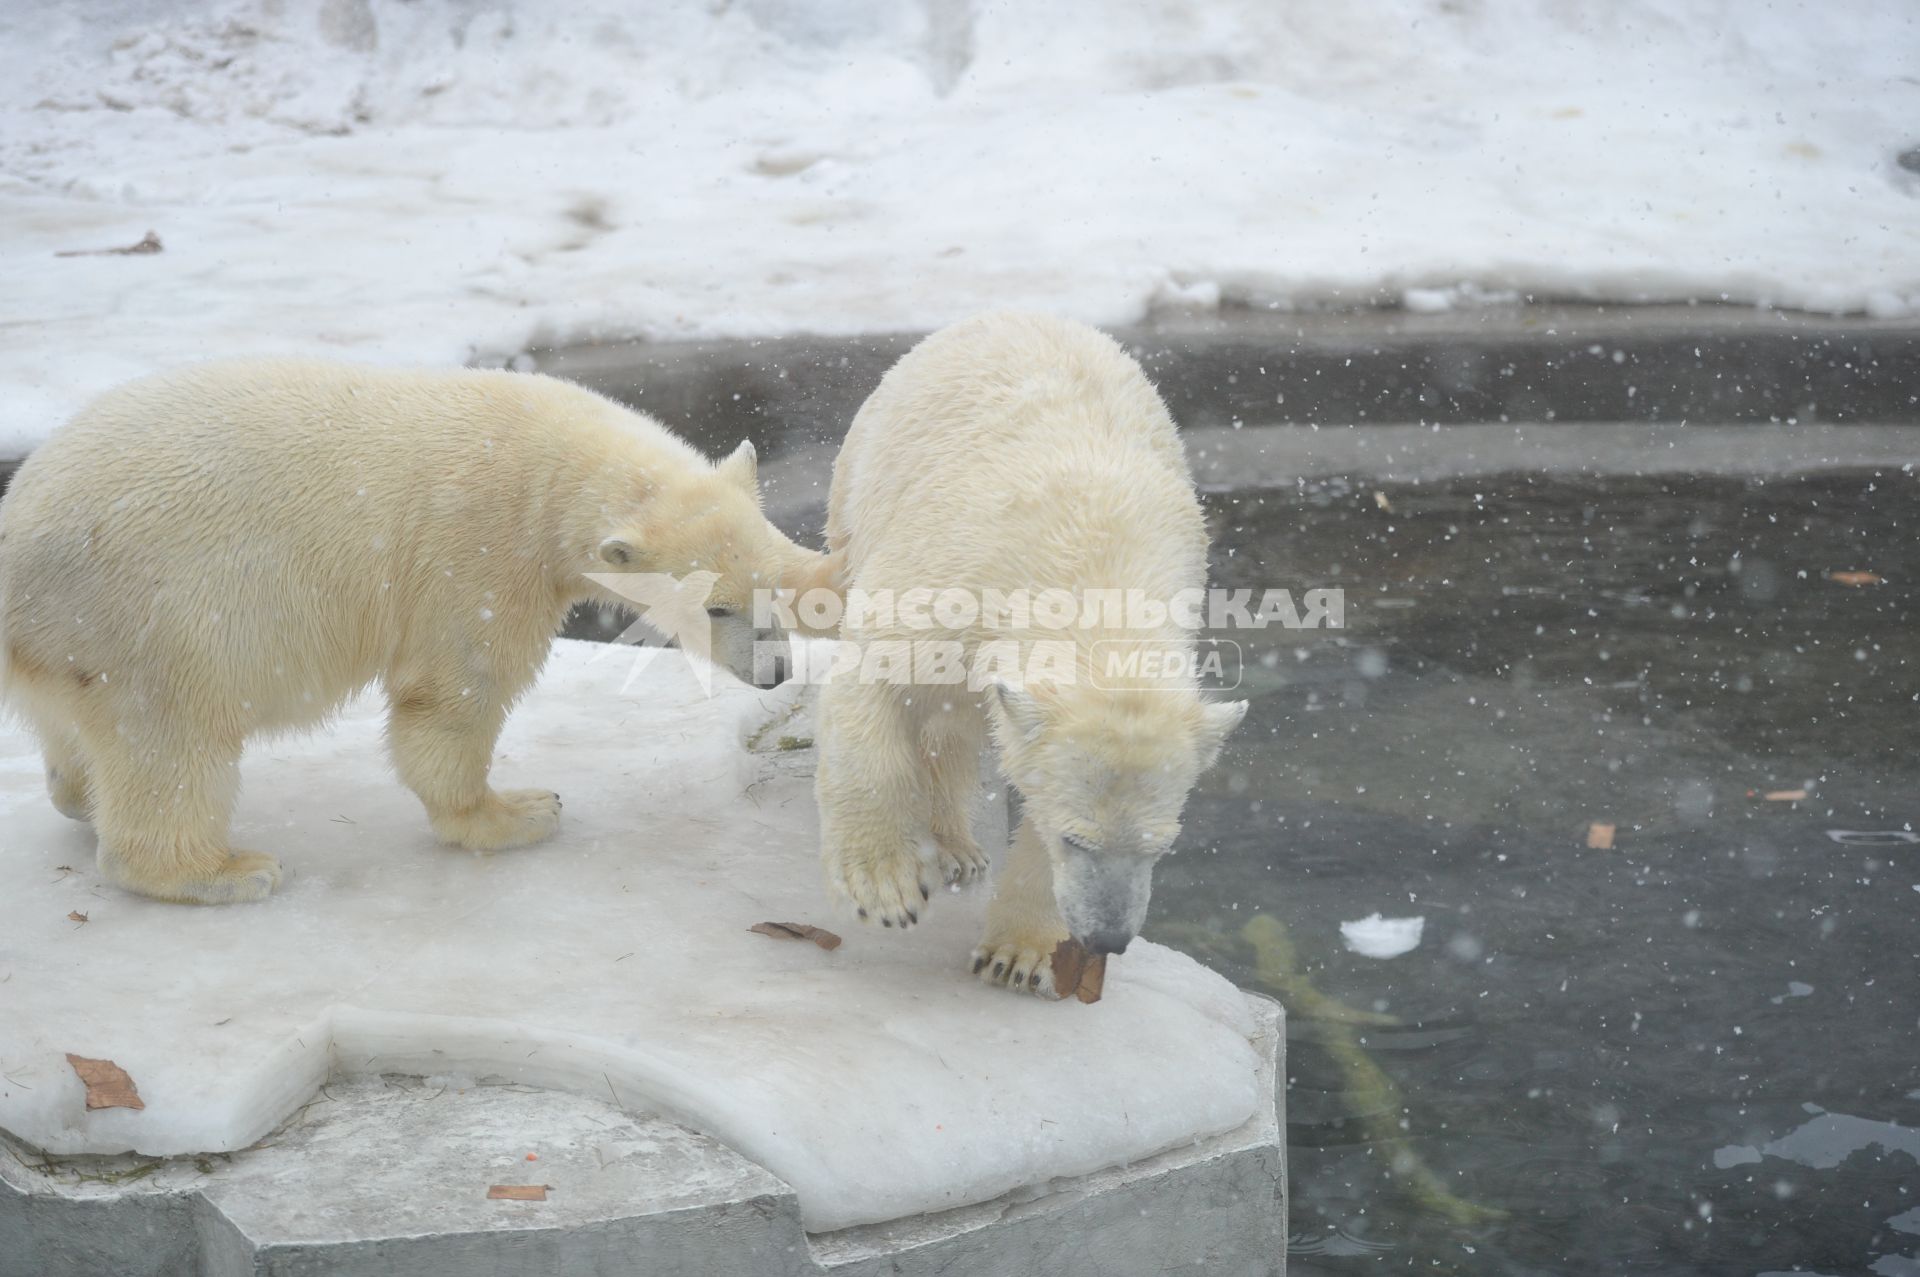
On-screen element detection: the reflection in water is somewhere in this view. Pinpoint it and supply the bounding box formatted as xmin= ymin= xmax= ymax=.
xmin=1240 ymin=914 xmax=1504 ymax=1229
xmin=1290 ymin=1224 xmax=1395 ymax=1257
xmin=1716 ymin=1108 xmax=1920 ymax=1171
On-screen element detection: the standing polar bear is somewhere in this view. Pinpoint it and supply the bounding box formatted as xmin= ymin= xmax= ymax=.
xmin=815 ymin=312 xmax=1247 ymax=996
xmin=0 ymin=361 xmax=826 ymax=905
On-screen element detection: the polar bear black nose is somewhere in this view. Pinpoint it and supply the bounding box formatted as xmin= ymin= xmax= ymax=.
xmin=1085 ymin=929 xmax=1133 ymax=956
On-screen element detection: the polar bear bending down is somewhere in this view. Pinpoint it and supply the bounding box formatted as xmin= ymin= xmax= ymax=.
xmin=816 ymin=312 xmax=1247 ymax=996
xmin=0 ymin=361 xmax=825 ymax=905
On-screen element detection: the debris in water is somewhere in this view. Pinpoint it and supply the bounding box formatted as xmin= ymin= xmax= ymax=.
xmin=1236 ymin=915 xmax=1505 ymax=1227
xmin=487 ymin=1184 xmax=548 ymax=1201
xmin=1585 ymin=823 xmax=1616 ymax=850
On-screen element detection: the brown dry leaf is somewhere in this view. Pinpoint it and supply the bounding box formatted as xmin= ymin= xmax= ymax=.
xmin=1828 ymin=571 xmax=1884 ymax=586
xmin=749 ymin=921 xmax=842 ymax=951
xmin=1074 ymin=954 xmax=1107 ymax=1004
xmin=66 ymin=1053 xmax=145 ymax=1110
xmin=1585 ymin=823 xmax=1616 ymax=850
xmin=1049 ymin=939 xmax=1108 ymax=1004
xmin=487 ymin=1184 xmax=548 ymax=1201
xmin=67 ymin=911 xmax=89 ymax=925
xmin=1764 ymin=789 xmax=1809 ymax=802
xmin=55 ymin=231 xmax=163 ymax=258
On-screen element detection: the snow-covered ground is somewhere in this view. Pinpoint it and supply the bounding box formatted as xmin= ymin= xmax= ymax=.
xmin=2 ymin=0 xmax=1916 ymax=453
xmin=0 ymin=640 xmax=1267 ymax=1232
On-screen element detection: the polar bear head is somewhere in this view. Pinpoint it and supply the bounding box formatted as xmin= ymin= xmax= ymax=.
xmin=988 ymin=679 xmax=1247 ymax=955
xmin=593 ymin=441 xmax=825 ymax=687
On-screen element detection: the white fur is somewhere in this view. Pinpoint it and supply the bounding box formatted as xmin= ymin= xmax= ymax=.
xmin=0 ymin=359 xmax=825 ymax=904
xmin=815 ymin=312 xmax=1247 ymax=995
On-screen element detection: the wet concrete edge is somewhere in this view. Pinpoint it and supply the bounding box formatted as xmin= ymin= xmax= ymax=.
xmin=527 ymin=305 xmax=1920 ymax=467
xmin=4 ymin=305 xmax=1916 ymax=494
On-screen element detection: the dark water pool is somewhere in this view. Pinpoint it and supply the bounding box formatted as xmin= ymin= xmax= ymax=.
xmin=1154 ymin=467 xmax=1919 ymax=1276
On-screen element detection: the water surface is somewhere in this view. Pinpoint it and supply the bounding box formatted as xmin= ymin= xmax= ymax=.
xmin=1159 ymin=465 xmax=1918 ymax=1276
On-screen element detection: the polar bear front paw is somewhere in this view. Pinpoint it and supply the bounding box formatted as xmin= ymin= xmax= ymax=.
xmin=826 ymin=839 xmax=939 ymax=929
xmin=970 ymin=932 xmax=1065 ymax=998
xmin=935 ymin=835 xmax=991 ymax=887
xmin=971 ymin=909 xmax=1072 ymax=997
xmin=433 ymin=788 xmax=562 ymax=851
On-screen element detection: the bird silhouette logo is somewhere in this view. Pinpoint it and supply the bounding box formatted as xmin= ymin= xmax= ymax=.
xmin=582 ymin=569 xmax=723 ymax=695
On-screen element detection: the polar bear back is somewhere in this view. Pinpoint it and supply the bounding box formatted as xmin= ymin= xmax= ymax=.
xmin=9 ymin=358 xmax=695 ymax=526
xmin=826 ymin=312 xmax=1206 ymax=606
xmin=0 ymin=360 xmax=690 ymax=731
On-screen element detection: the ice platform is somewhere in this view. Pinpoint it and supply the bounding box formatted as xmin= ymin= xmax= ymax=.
xmin=0 ymin=641 xmax=1284 ymax=1274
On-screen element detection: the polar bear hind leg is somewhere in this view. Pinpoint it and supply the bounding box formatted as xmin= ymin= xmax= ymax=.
xmin=920 ymin=705 xmax=991 ymax=887
xmin=33 ymin=718 xmax=93 ymax=822
xmin=81 ymin=716 xmax=282 ymax=905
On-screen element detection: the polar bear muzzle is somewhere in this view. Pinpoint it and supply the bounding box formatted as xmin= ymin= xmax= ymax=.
xmin=1051 ymin=841 xmax=1155 ymax=955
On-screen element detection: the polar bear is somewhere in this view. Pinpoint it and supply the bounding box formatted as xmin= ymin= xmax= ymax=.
xmin=0 ymin=360 xmax=827 ymax=905
xmin=814 ymin=312 xmax=1247 ymax=996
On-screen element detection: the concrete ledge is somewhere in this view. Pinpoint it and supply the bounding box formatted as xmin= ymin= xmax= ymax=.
xmin=4 ymin=305 xmax=1912 ymax=493
xmin=531 ymin=306 xmax=1920 ymax=463
xmin=1 ymin=999 xmax=1284 ymax=1277
xmin=1 ymin=1079 xmax=809 ymax=1277
xmin=814 ymin=993 xmax=1285 ymax=1277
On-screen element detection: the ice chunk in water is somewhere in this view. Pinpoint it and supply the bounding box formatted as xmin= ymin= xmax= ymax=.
xmin=1340 ymin=913 xmax=1426 ymax=959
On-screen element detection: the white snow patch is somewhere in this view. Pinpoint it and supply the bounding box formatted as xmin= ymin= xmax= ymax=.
xmin=2 ymin=0 xmax=1918 ymax=452
xmin=0 ymin=641 xmax=1263 ymax=1232
xmin=1339 ymin=913 xmax=1426 ymax=958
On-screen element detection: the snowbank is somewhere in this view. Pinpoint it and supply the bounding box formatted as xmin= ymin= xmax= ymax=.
xmin=2 ymin=0 xmax=1915 ymax=451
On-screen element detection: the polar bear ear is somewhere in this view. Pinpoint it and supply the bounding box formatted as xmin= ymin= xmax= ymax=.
xmin=716 ymin=439 xmax=758 ymax=492
xmin=598 ymin=536 xmax=638 ymax=567
xmin=987 ymin=680 xmax=1047 ymax=743
xmin=1194 ymin=698 xmax=1250 ymax=769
